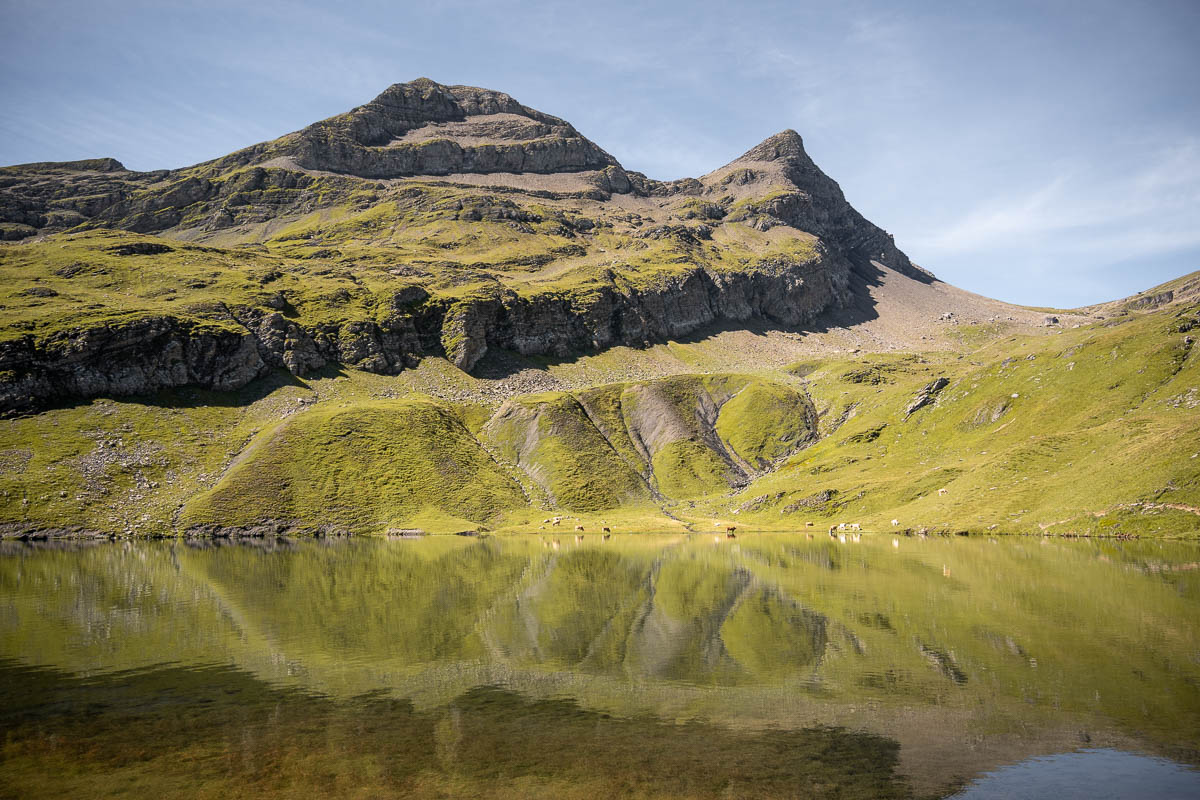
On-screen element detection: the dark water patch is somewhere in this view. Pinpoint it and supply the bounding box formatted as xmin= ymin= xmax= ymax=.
xmin=0 ymin=659 xmax=912 ymax=799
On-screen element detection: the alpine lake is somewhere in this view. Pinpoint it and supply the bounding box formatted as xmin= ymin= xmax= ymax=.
xmin=2 ymin=532 xmax=1198 ymax=799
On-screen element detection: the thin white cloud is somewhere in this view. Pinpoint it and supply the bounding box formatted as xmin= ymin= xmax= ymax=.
xmin=911 ymin=140 xmax=1200 ymax=266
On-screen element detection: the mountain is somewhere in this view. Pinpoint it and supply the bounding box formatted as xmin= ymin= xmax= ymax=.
xmin=1 ymin=79 xmax=1197 ymax=539
xmin=0 ymin=79 xmax=927 ymax=408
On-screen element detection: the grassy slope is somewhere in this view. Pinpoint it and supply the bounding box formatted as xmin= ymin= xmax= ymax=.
xmin=1 ymin=294 xmax=1197 ymax=537
xmin=179 ymin=397 xmax=529 ymax=533
xmin=720 ymin=301 xmax=1200 ymax=537
xmin=0 ymin=184 xmax=823 ymax=353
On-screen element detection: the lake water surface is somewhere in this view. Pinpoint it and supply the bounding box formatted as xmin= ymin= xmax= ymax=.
xmin=1 ymin=533 xmax=1198 ymax=798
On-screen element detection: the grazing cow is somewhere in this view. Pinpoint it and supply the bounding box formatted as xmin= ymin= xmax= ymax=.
xmin=891 ymin=519 xmax=899 ymax=527
xmin=938 ymin=488 xmax=948 ymax=496
xmin=551 ymin=519 xmax=561 ymax=526
xmin=602 ymin=526 xmax=611 ymax=533
xmin=575 ymin=525 xmax=584 ymax=532
xmin=726 ymin=526 xmax=737 ymax=534
xmin=848 ymin=523 xmax=861 ymax=531
xmin=805 ymin=521 xmax=814 ymax=527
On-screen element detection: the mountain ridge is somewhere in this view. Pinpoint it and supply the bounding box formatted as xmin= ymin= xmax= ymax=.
xmin=0 ymin=78 xmax=924 ymax=410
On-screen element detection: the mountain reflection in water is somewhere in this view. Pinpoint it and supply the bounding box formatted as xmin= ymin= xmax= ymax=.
xmin=1 ymin=533 xmax=1198 ymax=798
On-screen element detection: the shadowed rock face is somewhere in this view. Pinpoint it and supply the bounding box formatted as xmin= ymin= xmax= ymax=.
xmin=0 ymin=317 xmax=268 ymax=411
xmin=437 ymin=253 xmax=846 ymax=371
xmin=0 ymin=254 xmax=843 ymax=412
xmin=0 ymin=79 xmax=918 ymax=411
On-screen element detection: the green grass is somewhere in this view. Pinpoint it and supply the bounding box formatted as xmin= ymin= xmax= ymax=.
xmin=726 ymin=302 xmax=1200 ymax=536
xmin=180 ymin=396 xmax=528 ymax=533
xmin=715 ymin=378 xmax=816 ymax=468
xmin=482 ymin=392 xmax=650 ymax=512
xmin=2 ymin=286 xmax=1197 ymax=537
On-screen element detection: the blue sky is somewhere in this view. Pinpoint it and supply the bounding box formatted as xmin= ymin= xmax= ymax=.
xmin=2 ymin=0 xmax=1198 ymax=307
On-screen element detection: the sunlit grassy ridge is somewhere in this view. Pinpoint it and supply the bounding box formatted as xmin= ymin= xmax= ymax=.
xmin=180 ymin=396 xmax=529 ymax=532
xmin=0 ymin=189 xmax=822 ymax=348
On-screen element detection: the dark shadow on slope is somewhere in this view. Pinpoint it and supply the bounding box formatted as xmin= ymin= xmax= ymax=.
xmin=13 ymin=367 xmax=321 ymax=417
xmin=132 ymin=366 xmax=321 ymax=409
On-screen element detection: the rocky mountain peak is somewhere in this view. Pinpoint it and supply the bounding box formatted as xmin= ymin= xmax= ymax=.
xmin=270 ymin=78 xmax=618 ymax=179
xmin=734 ymin=129 xmax=812 ymax=165
xmin=356 ymin=78 xmax=570 ymax=136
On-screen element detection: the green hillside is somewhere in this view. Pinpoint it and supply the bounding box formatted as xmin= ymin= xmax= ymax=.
xmin=1 ymin=290 xmax=1196 ymax=537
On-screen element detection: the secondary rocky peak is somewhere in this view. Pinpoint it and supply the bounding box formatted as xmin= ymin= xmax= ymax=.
xmin=701 ymin=128 xmax=921 ymax=282
xmin=735 ymin=129 xmax=812 ymax=165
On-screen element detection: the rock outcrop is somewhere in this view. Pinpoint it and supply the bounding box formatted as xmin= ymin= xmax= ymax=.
xmin=437 ymin=254 xmax=844 ymax=371
xmin=0 ymin=317 xmax=267 ymax=411
xmin=0 ymin=253 xmax=844 ymax=412
xmin=904 ymin=377 xmax=949 ymax=417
